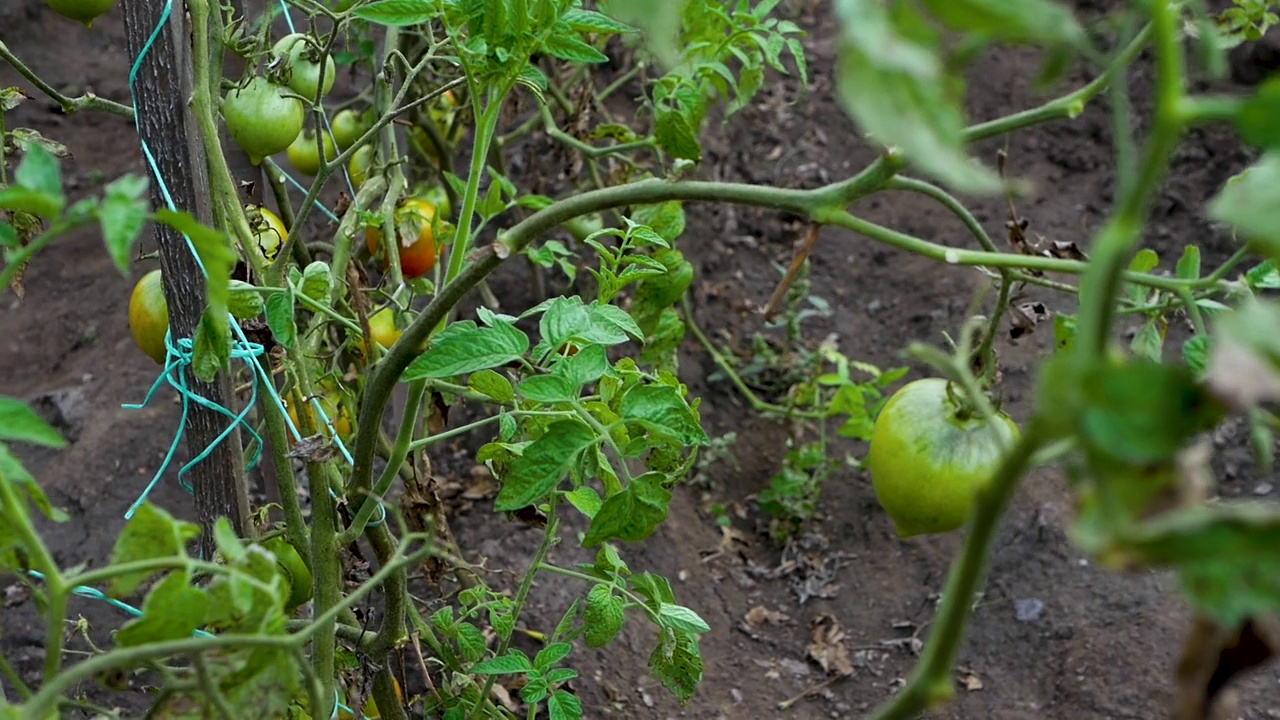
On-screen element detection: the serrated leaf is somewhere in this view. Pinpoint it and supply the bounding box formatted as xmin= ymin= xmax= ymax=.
xmin=0 ymin=443 xmax=66 ymax=522
xmin=298 ymin=261 xmax=333 ymax=303
xmin=619 ymin=384 xmax=708 ymax=446
xmin=564 ymin=485 xmax=603 ymax=518
xmin=560 ymin=344 xmax=609 ymax=388
xmin=519 ymin=374 xmax=577 ymax=403
xmin=542 ymin=26 xmax=610 ymax=64
xmin=191 ymin=307 xmax=231 ymax=382
xmin=9 ymin=143 xmax=64 ymax=218
xmin=405 ymin=320 xmax=530 ymax=379
xmin=654 ymin=106 xmax=702 ymax=161
xmin=456 ymin=621 xmax=487 ymax=663
xmin=354 ymin=0 xmax=435 ymax=26
xmin=562 ymin=9 xmax=635 ymax=35
xmin=648 ymin=627 xmax=703 ymax=703
xmin=535 ymin=642 xmax=573 ymax=671
xmin=548 ymin=690 xmax=584 ymax=720
xmin=471 ymin=651 xmax=535 ymax=675
xmin=583 ymin=473 xmax=671 ymax=547
xmin=109 ymin=503 xmax=199 ymax=597
xmin=99 ymin=175 xmax=150 ymax=275
xmin=116 ymin=572 xmax=209 ymax=646
xmin=630 ymin=202 xmax=685 ymax=242
xmin=583 ymin=584 xmax=626 ymax=648
xmin=0 ymin=396 xmax=66 ymax=447
xmin=656 ymin=603 xmax=710 ymax=634
xmin=494 ymin=420 xmax=597 ymax=510
xmin=266 ymin=291 xmax=297 ymax=349
xmin=469 ymin=369 xmax=515 ymax=403
xmin=1184 ymin=335 xmax=1210 ymax=375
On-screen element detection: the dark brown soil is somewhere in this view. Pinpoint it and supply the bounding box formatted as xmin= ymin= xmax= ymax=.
xmin=3 ymin=1 xmax=1279 ymax=719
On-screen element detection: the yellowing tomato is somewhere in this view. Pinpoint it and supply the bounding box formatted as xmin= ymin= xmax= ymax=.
xmin=246 ymin=205 xmax=288 ymax=261
xmin=348 ymin=144 xmax=375 ymax=189
xmin=285 ymin=391 xmax=352 ymax=443
xmin=128 ymin=269 xmax=170 ymax=364
xmin=867 ymin=378 xmax=1019 ymax=537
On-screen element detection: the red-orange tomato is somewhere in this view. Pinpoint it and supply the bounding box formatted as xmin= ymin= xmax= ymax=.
xmin=366 ymin=198 xmax=438 ymax=279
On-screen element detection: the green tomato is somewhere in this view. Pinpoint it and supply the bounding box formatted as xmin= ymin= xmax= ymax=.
xmin=287 ymin=129 xmax=337 ymax=176
xmin=263 ymin=537 xmax=314 ymax=611
xmin=45 ymin=0 xmax=115 ymax=27
xmin=867 ymin=378 xmax=1020 ymax=538
xmin=331 ymin=108 xmax=374 ymax=151
xmin=223 ymin=77 xmax=304 ymax=165
xmin=273 ymin=33 xmax=337 ymax=101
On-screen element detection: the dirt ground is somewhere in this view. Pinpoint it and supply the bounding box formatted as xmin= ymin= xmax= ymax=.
xmin=3 ymin=1 xmax=1279 ymax=718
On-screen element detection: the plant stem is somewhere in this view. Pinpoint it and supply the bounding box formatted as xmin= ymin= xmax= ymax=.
xmin=468 ymin=500 xmax=560 ymax=720
xmin=867 ymin=425 xmax=1046 ymax=720
xmin=341 ymin=378 xmax=427 ymax=545
xmin=441 ymin=90 xmax=508 ymax=292
xmin=0 ymin=40 xmax=136 ymax=118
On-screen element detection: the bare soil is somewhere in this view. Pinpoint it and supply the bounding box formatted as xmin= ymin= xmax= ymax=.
xmin=3 ymin=1 xmax=1279 ymax=718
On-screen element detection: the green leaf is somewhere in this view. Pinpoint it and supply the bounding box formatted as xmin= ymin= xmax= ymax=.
xmin=227 ymin=281 xmax=266 ymax=319
xmin=563 ymin=485 xmax=603 ymax=519
xmin=405 ymin=320 xmax=530 ymax=379
xmin=917 ymin=0 xmax=1083 ymax=46
xmin=191 ymin=307 xmax=231 ymax=383
xmin=1234 ymin=76 xmax=1280 ymax=150
xmin=1130 ymin=320 xmax=1164 ymax=362
xmin=562 ymin=9 xmax=635 ymax=36
xmin=1122 ymin=502 xmax=1280 ymax=627
xmin=298 ymin=261 xmax=333 ymax=303
xmin=619 ymin=385 xmax=708 ymax=446
xmin=354 ymin=0 xmax=435 ymax=26
xmin=214 ymin=517 xmax=246 ymax=563
xmin=110 ymin=503 xmax=199 ymax=597
xmin=0 ymin=396 xmax=66 ymax=447
xmin=630 ymin=202 xmax=685 ymax=242
xmin=456 ymin=621 xmax=487 ymax=663
xmin=266 ymin=290 xmax=298 ymax=350
xmin=648 ymin=627 xmax=703 ymax=703
xmin=1184 ymin=335 xmax=1210 ymax=375
xmin=548 ymin=690 xmax=584 ymax=720
xmin=1054 ymin=313 xmax=1077 ymax=353
xmin=469 ymin=369 xmax=515 ymax=404
xmin=583 ymin=473 xmax=671 ymax=547
xmin=471 ymin=651 xmax=535 ymax=675
xmin=1129 ymin=248 xmax=1159 ymax=274
xmin=560 ymin=344 xmax=609 ymax=389
xmin=9 ymin=143 xmax=64 ymax=218
xmin=116 ymin=572 xmax=209 ymax=646
xmin=0 ymin=442 xmax=65 ymax=522
xmin=654 ymin=106 xmax=702 ymax=161
xmin=541 ymin=25 xmax=610 ymax=64
xmin=0 ymin=222 xmax=16 ymax=249
xmin=1208 ymin=154 xmax=1280 ymax=258
xmin=656 ymin=603 xmax=710 ymax=635
xmin=631 ymin=571 xmax=675 ymax=611
xmin=594 ymin=544 xmax=630 ymax=577
xmin=1176 ymin=245 xmax=1202 ymax=281
xmin=99 ymin=175 xmax=150 ymax=275
xmin=1080 ymin=360 xmax=1223 ymax=466
xmin=534 ymin=642 xmax=573 ymax=671
xmin=519 ymin=374 xmax=577 ymax=404
xmin=583 ymin=584 xmax=626 ymax=648
xmin=494 ymin=420 xmax=597 ymax=510
xmin=833 ymin=0 xmax=1001 ymax=194
xmin=522 ymin=676 xmax=549 ymax=705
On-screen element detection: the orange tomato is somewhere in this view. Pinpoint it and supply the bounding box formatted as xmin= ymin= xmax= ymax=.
xmin=365 ymin=198 xmax=438 ymax=279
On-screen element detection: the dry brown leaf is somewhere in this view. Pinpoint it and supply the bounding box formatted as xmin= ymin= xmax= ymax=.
xmin=745 ymin=605 xmax=790 ymax=627
xmin=958 ymin=667 xmax=984 ymax=691
xmin=462 ymin=465 xmax=500 ymax=500
xmin=807 ymin=614 xmax=854 ymax=677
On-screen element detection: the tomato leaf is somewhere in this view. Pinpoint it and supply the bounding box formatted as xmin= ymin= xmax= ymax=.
xmin=654 ymin=105 xmax=702 ymax=161
xmin=534 ymin=642 xmax=573 ymax=672
xmin=0 ymin=142 xmax=65 ymax=218
xmin=494 ymin=420 xmax=597 ymax=510
xmin=548 ymin=690 xmax=584 ymax=720
xmin=1207 ymin=154 xmax=1280 ymax=260
xmin=562 ymin=9 xmax=635 ymax=36
xmin=583 ymin=473 xmax=671 ymax=547
xmin=648 ymin=627 xmax=703 ymax=704
xmin=98 ymin=174 xmax=150 ymax=275
xmin=1234 ymin=76 xmax=1280 ymax=150
xmin=109 ymin=502 xmax=200 ymax=598
xmin=0 ymin=396 xmax=67 ymax=448
xmin=404 ymin=320 xmax=530 ymax=379
xmin=115 ymin=572 xmax=209 ymax=646
xmin=191 ymin=307 xmax=231 ymax=383
xmin=471 ymin=651 xmax=535 ymax=676
xmin=619 ymin=384 xmax=708 ymax=447
xmin=468 ymin=369 xmax=515 ymax=404
xmin=519 ymin=374 xmax=577 ymax=404
xmin=563 ymin=485 xmax=602 ymax=519
xmin=227 ymin=280 xmax=266 ymax=319
xmin=354 ymin=0 xmax=435 ymax=26
xmin=916 ymin=0 xmax=1084 ymax=46
xmin=0 ymin=442 xmax=67 ymax=529
xmin=656 ymin=603 xmax=711 ymax=635
xmin=833 ymin=0 xmax=1001 ymax=194
xmin=266 ymin=290 xmax=298 ymax=350
xmin=583 ymin=584 xmax=626 ymax=647
xmin=1177 ymin=245 xmax=1202 ymax=281
xmin=541 ymin=23 xmax=609 ymax=64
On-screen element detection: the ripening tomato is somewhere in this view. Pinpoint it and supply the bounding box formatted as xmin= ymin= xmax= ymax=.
xmin=245 ymin=205 xmax=288 ymax=261
xmin=128 ymin=269 xmax=170 ymax=364
xmin=368 ymin=307 xmax=403 ymax=350
xmin=285 ymin=391 xmax=352 ymax=443
xmin=365 ymin=198 xmax=438 ymax=279
xmin=273 ymin=33 xmax=336 ymax=101
xmin=287 ymin=129 xmax=337 ymax=176
xmin=867 ymin=378 xmax=1019 ymax=537
xmin=223 ymin=77 xmax=304 ymax=165
xmin=348 ymin=144 xmax=375 ymax=189
xmin=331 ymin=108 xmax=373 ymax=151
xmin=45 ymin=0 xmax=115 ymax=27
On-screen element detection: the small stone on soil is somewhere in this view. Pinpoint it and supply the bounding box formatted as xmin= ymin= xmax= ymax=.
xmin=1015 ymin=598 xmax=1045 ymax=623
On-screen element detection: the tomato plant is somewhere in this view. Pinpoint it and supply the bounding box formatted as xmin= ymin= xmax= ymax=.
xmin=5 ymin=1 xmax=1280 ymax=719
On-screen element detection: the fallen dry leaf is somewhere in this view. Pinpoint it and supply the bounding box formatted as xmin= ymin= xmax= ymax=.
xmin=745 ymin=605 xmax=790 ymax=627
xmin=807 ymin=614 xmax=854 ymax=677
xmin=462 ymin=465 xmax=500 ymax=500
xmin=958 ymin=667 xmax=984 ymax=692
